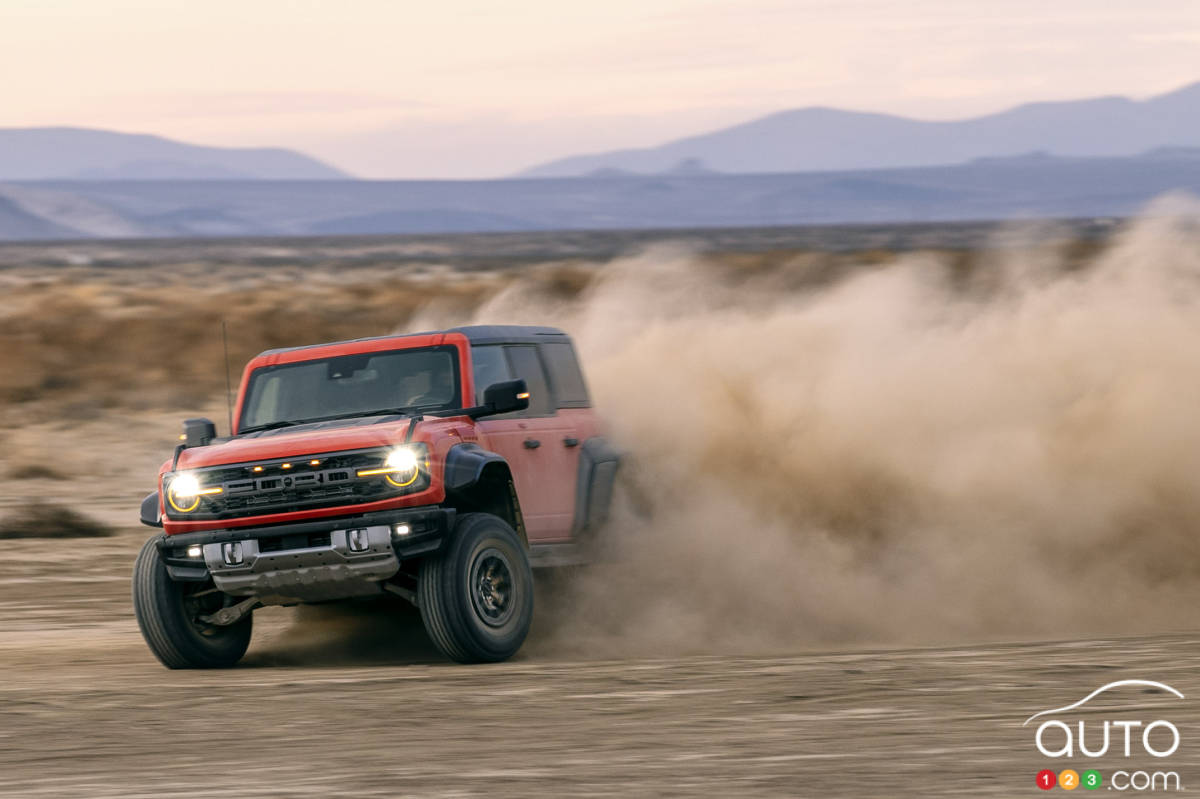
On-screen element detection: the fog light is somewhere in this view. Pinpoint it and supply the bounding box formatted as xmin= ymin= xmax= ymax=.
xmin=222 ymin=542 xmax=244 ymax=566
xmin=393 ymin=523 xmax=411 ymax=538
xmin=347 ymin=528 xmax=369 ymax=552
xmin=186 ymin=545 xmax=203 ymax=559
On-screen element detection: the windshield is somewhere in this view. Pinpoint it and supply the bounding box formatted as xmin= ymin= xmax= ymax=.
xmin=239 ymin=346 xmax=461 ymax=432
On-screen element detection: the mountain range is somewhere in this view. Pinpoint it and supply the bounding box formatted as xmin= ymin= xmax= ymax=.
xmin=3 ymin=82 xmax=1200 ymax=182
xmin=0 ymin=128 xmax=349 ymax=180
xmin=2 ymin=148 xmax=1200 ymax=241
xmin=3 ymin=83 xmax=1200 ymax=239
xmin=521 ymin=82 xmax=1200 ymax=177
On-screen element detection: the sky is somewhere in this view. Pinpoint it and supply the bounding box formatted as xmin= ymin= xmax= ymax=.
xmin=3 ymin=0 xmax=1199 ymax=178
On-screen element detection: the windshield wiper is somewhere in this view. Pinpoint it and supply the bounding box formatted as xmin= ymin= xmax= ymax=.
xmin=239 ymin=407 xmax=433 ymax=435
xmin=238 ymin=420 xmax=305 ymax=435
xmin=329 ymin=407 xmax=422 ymax=422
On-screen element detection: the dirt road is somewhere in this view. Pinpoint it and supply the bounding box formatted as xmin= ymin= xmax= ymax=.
xmin=1 ymin=529 xmax=1196 ymax=798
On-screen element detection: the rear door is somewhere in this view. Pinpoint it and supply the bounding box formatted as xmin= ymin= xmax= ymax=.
xmin=472 ymin=344 xmax=581 ymax=542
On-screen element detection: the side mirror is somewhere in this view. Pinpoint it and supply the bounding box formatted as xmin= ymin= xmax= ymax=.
xmin=481 ymin=379 xmax=530 ymax=416
xmin=183 ymin=417 xmax=217 ymax=447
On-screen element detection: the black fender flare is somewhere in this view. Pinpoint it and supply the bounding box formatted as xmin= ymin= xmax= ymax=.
xmin=572 ymin=437 xmax=620 ymax=537
xmin=442 ymin=443 xmax=527 ymax=543
xmin=443 ymin=443 xmax=510 ymax=492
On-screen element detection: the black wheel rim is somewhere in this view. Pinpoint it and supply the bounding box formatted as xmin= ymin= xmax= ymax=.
xmin=469 ymin=546 xmax=516 ymax=628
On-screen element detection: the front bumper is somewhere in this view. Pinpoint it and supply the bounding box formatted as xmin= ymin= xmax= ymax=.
xmin=157 ymin=506 xmax=454 ymax=604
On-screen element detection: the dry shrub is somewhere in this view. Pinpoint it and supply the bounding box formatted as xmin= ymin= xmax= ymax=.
xmin=0 ymin=502 xmax=115 ymax=539
xmin=0 ymin=271 xmax=507 ymax=421
xmin=7 ymin=463 xmax=66 ymax=480
xmin=0 ymin=248 xmax=922 ymax=426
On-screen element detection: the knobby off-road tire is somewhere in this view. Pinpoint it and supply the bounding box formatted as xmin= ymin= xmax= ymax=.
xmin=419 ymin=513 xmax=534 ymax=663
xmin=132 ymin=536 xmax=252 ymax=669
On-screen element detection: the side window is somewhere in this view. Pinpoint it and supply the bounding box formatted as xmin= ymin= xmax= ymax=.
xmin=504 ymin=345 xmax=553 ymax=417
xmin=471 ymin=345 xmax=511 ymax=405
xmin=540 ymin=341 xmax=590 ymax=408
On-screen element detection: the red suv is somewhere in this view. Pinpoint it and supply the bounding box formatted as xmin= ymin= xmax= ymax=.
xmin=133 ymin=326 xmax=619 ymax=667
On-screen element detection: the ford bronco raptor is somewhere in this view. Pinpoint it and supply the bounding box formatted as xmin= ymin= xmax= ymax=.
xmin=132 ymin=326 xmax=618 ymax=667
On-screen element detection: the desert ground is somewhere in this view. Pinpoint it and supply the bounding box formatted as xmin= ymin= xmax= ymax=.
xmin=2 ymin=222 xmax=1199 ymax=797
xmin=2 ymin=530 xmax=1198 ymax=797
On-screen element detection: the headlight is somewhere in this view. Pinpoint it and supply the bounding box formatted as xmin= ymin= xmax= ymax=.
xmin=357 ymin=445 xmax=426 ymax=488
xmin=385 ymin=448 xmax=419 ymax=473
xmin=165 ymin=472 xmax=222 ymax=514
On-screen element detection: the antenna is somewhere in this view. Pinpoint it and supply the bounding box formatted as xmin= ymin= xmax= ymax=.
xmin=222 ymin=319 xmax=234 ymax=434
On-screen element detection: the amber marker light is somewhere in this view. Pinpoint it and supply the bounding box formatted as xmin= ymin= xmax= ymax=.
xmin=517 ymin=392 xmax=530 ymax=399
xmin=309 ymin=459 xmax=321 ymax=466
xmin=252 ymin=466 xmax=263 ymax=473
xmin=281 ymin=463 xmax=292 ymax=469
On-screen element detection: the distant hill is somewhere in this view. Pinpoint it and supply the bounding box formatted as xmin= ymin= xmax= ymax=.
xmin=2 ymin=149 xmax=1200 ymax=241
xmin=521 ymin=82 xmax=1200 ymax=177
xmin=0 ymin=127 xmax=350 ymax=180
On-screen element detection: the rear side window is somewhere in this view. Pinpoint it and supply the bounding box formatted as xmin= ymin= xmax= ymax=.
xmin=540 ymin=341 xmax=590 ymax=407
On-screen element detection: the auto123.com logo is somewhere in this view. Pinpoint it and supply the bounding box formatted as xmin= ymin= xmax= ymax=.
xmin=1025 ymin=680 xmax=1184 ymax=792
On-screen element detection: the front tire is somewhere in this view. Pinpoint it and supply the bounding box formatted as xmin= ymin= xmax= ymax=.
xmin=419 ymin=513 xmax=534 ymax=663
xmin=132 ymin=536 xmax=252 ymax=669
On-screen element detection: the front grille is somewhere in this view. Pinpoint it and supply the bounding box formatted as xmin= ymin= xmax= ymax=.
xmin=166 ymin=447 xmax=426 ymax=521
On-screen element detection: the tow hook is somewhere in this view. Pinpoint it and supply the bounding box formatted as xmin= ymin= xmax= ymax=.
xmin=199 ymin=596 xmax=260 ymax=626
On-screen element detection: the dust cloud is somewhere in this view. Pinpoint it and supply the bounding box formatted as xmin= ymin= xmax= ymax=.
xmin=417 ymin=203 xmax=1200 ymax=654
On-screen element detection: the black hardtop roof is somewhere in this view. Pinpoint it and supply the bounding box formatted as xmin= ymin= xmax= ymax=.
xmin=447 ymin=325 xmax=570 ymax=344
xmin=256 ymin=324 xmax=570 ymax=357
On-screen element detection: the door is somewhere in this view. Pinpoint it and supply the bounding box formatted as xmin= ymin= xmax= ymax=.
xmin=472 ymin=344 xmax=581 ymax=542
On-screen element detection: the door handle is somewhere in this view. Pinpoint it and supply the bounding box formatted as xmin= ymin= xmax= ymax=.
xmin=563 ymin=438 xmax=579 ymax=448
xmin=523 ymin=438 xmax=541 ymax=449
